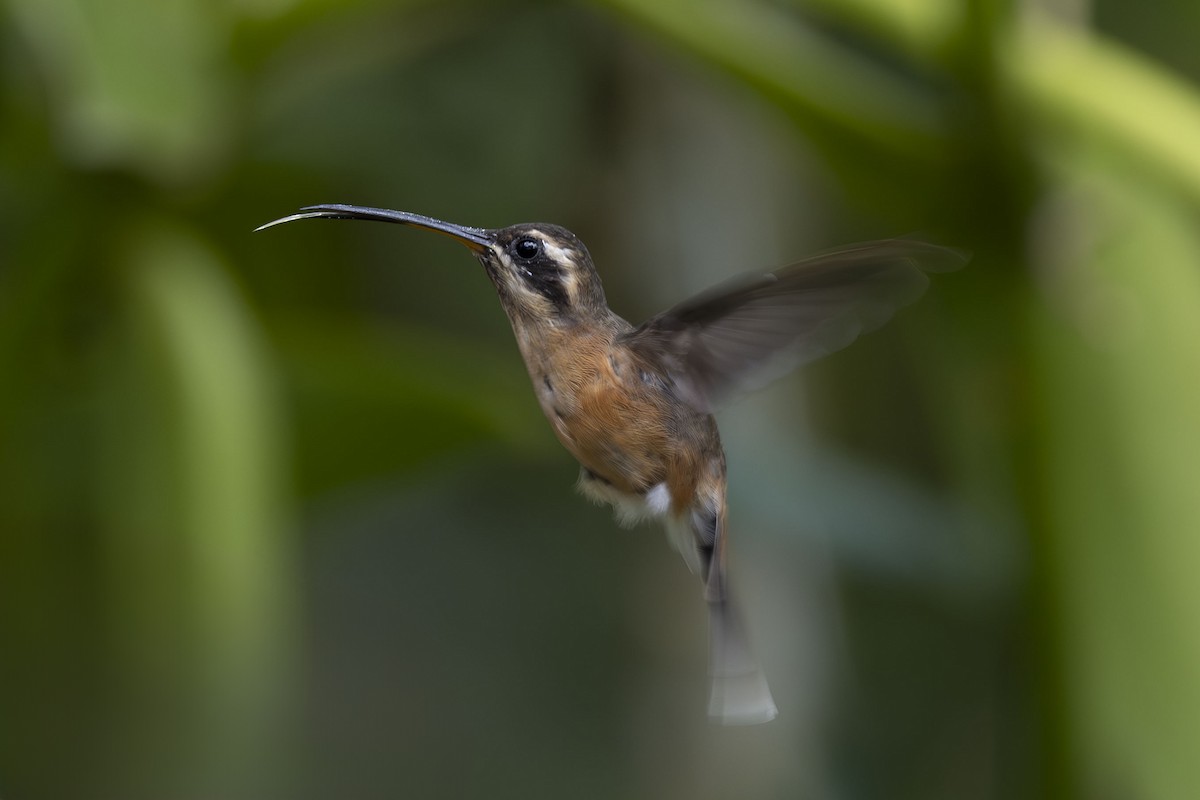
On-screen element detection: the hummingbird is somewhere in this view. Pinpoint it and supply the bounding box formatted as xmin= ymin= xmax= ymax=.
xmin=257 ymin=203 xmax=964 ymax=725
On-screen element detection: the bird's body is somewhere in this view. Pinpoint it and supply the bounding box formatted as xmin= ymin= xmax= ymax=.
xmin=514 ymin=310 xmax=718 ymax=517
xmin=258 ymin=204 xmax=964 ymax=725
xmin=516 ymin=306 xmax=727 ymax=580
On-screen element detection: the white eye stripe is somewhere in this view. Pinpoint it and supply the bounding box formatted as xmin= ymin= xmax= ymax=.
xmin=540 ymin=239 xmax=574 ymax=265
xmin=529 ymin=235 xmax=580 ymax=304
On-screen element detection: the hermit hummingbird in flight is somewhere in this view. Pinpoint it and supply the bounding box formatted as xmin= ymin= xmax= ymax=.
xmin=257 ymin=203 xmax=963 ymax=725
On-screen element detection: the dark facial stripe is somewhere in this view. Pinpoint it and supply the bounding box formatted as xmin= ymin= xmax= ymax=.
xmin=522 ymin=263 xmax=570 ymax=309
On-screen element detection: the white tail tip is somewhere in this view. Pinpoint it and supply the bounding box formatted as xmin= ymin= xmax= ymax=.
xmin=709 ymin=668 xmax=778 ymax=725
xmin=707 ymin=599 xmax=777 ymax=725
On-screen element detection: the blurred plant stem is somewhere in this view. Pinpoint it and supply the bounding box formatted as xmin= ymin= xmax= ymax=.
xmin=1030 ymin=159 xmax=1200 ymax=800
xmin=596 ymin=0 xmax=947 ymax=178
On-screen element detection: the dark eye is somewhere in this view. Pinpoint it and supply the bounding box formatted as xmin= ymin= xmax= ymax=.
xmin=513 ymin=237 xmax=541 ymax=260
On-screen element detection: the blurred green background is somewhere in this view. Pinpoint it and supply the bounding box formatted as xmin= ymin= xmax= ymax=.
xmin=3 ymin=0 xmax=1200 ymax=797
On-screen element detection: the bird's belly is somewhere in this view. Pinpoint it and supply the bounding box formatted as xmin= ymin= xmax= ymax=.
xmin=538 ymin=380 xmax=668 ymax=496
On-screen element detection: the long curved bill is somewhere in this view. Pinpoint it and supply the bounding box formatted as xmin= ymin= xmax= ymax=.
xmin=255 ymin=204 xmax=492 ymax=252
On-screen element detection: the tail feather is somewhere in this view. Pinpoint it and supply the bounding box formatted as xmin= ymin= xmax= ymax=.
xmin=707 ymin=597 xmax=777 ymax=725
xmin=693 ymin=501 xmax=776 ymax=724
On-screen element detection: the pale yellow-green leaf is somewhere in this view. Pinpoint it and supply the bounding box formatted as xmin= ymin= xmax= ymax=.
xmin=1012 ymin=19 xmax=1200 ymax=207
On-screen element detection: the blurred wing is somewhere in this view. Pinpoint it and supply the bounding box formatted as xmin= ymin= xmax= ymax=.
xmin=620 ymin=239 xmax=966 ymax=413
